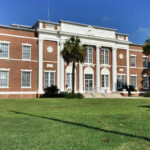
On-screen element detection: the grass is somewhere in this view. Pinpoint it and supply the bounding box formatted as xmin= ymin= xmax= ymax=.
xmin=0 ymin=98 xmax=150 ymax=150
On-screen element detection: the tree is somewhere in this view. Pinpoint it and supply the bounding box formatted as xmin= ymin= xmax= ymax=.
xmin=143 ymin=36 xmax=150 ymax=55
xmin=61 ymin=36 xmax=87 ymax=94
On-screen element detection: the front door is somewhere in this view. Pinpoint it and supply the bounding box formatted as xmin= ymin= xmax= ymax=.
xmin=85 ymin=74 xmax=93 ymax=91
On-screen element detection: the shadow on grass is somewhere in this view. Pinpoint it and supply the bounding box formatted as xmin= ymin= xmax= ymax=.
xmin=9 ymin=110 xmax=150 ymax=142
xmin=139 ymin=105 xmax=150 ymax=110
xmin=139 ymin=105 xmax=150 ymax=108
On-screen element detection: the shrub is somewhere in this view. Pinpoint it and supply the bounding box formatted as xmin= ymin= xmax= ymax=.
xmin=44 ymin=85 xmax=59 ymax=97
xmin=66 ymin=93 xmax=84 ymax=99
xmin=123 ymin=84 xmax=136 ymax=91
xmin=144 ymin=91 xmax=150 ymax=97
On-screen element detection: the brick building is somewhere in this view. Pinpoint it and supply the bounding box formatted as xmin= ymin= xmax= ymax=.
xmin=0 ymin=20 xmax=149 ymax=98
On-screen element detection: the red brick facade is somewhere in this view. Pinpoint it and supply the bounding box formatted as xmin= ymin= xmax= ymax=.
xmin=0 ymin=20 xmax=149 ymax=98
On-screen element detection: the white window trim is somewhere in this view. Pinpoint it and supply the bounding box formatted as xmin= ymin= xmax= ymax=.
xmin=117 ymin=74 xmax=125 ymax=89
xmin=21 ymin=71 xmax=32 ymax=88
xmin=84 ymin=73 xmax=94 ymax=91
xmin=22 ymin=44 xmax=31 ymax=61
xmin=44 ymin=70 xmax=56 ymax=73
xmin=44 ymin=71 xmax=55 ymax=88
xmin=131 ymin=75 xmax=137 ymax=89
xmin=101 ymin=48 xmax=109 ymax=65
xmin=131 ymin=55 xmax=136 ymax=68
xmin=101 ymin=74 xmax=110 ymax=88
xmin=143 ymin=75 xmax=149 ymax=89
xmin=0 ymin=41 xmax=10 ymax=44
xmin=0 ymin=69 xmax=10 ymax=88
xmin=0 ymin=42 xmax=10 ymax=59
xmin=85 ymin=46 xmax=93 ymax=64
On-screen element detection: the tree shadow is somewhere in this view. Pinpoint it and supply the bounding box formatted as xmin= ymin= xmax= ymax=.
xmin=9 ymin=110 xmax=150 ymax=142
xmin=139 ymin=105 xmax=150 ymax=110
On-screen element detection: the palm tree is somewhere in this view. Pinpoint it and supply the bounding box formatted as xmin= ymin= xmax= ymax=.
xmin=143 ymin=36 xmax=150 ymax=55
xmin=61 ymin=36 xmax=86 ymax=94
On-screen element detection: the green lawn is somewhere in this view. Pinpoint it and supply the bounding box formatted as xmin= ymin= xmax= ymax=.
xmin=0 ymin=98 xmax=150 ymax=150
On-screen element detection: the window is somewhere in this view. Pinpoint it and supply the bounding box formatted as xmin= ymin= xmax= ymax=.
xmin=44 ymin=72 xmax=55 ymax=88
xmin=131 ymin=55 xmax=136 ymax=67
xmin=21 ymin=71 xmax=31 ymax=88
xmin=143 ymin=76 xmax=149 ymax=89
xmin=0 ymin=43 xmax=9 ymax=58
xmin=131 ymin=76 xmax=137 ymax=89
xmin=0 ymin=71 xmax=9 ymax=88
xmin=22 ymin=45 xmax=31 ymax=60
xmin=143 ymin=57 xmax=148 ymax=68
xmin=85 ymin=47 xmax=93 ymax=63
xmin=101 ymin=48 xmax=109 ymax=65
xmin=85 ymin=74 xmax=93 ymax=91
xmin=102 ymin=75 xmax=109 ymax=88
xmin=117 ymin=75 xmax=125 ymax=89
xmin=66 ymin=73 xmax=72 ymax=89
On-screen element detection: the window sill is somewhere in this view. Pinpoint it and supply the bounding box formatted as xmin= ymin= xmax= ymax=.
xmin=22 ymin=59 xmax=31 ymax=61
xmin=0 ymin=87 xmax=9 ymax=88
xmin=21 ymin=87 xmax=32 ymax=89
xmin=0 ymin=57 xmax=9 ymax=60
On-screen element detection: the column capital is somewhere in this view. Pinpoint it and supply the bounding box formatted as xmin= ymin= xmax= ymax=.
xmin=96 ymin=45 xmax=101 ymax=49
xmin=112 ymin=47 xmax=117 ymax=51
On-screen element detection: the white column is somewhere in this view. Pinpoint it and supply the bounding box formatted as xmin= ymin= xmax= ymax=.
xmin=60 ymin=42 xmax=64 ymax=91
xmin=96 ymin=46 xmax=100 ymax=92
xmin=57 ymin=41 xmax=60 ymax=89
xmin=112 ymin=47 xmax=117 ymax=92
xmin=38 ymin=39 xmax=44 ymax=94
xmin=79 ymin=62 xmax=83 ymax=93
xmin=126 ymin=49 xmax=130 ymax=85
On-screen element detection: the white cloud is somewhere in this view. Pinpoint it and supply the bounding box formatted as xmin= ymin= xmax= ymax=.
xmin=101 ymin=16 xmax=110 ymax=23
xmin=137 ymin=27 xmax=150 ymax=35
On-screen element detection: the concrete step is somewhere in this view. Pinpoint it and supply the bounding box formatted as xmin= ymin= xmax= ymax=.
xmin=104 ymin=93 xmax=123 ymax=98
xmin=83 ymin=92 xmax=123 ymax=98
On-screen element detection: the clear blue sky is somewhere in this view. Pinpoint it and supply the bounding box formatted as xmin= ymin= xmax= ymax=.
xmin=0 ymin=0 xmax=150 ymax=44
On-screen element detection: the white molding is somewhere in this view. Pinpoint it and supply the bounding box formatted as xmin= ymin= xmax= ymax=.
xmin=0 ymin=68 xmax=10 ymax=71
xmin=117 ymin=73 xmax=126 ymax=75
xmin=131 ymin=74 xmax=137 ymax=76
xmin=130 ymin=54 xmax=136 ymax=56
xmin=0 ymin=33 xmax=38 ymax=40
xmin=22 ymin=43 xmax=32 ymax=46
xmin=21 ymin=69 xmax=32 ymax=72
xmin=0 ymin=58 xmax=37 ymax=62
xmin=0 ymin=91 xmax=38 ymax=95
xmin=129 ymin=49 xmax=143 ymax=52
xmin=0 ymin=41 xmax=10 ymax=44
xmin=44 ymin=70 xmax=56 ymax=72
xmin=43 ymin=60 xmax=57 ymax=63
xmin=117 ymin=66 xmax=126 ymax=68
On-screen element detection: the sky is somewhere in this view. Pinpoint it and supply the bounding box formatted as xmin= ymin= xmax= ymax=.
xmin=0 ymin=0 xmax=150 ymax=44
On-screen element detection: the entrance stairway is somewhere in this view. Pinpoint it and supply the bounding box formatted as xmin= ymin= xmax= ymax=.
xmin=83 ymin=92 xmax=123 ymax=98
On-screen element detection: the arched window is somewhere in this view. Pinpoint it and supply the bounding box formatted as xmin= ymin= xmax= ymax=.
xmin=84 ymin=67 xmax=94 ymax=91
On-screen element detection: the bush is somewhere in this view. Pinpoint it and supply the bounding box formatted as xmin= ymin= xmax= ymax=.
xmin=44 ymin=85 xmax=59 ymax=97
xmin=66 ymin=93 xmax=84 ymax=99
xmin=123 ymin=84 xmax=136 ymax=92
xmin=144 ymin=91 xmax=150 ymax=97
